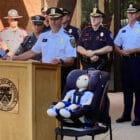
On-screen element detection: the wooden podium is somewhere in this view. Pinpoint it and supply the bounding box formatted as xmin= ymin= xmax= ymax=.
xmin=0 ymin=60 xmax=61 ymax=140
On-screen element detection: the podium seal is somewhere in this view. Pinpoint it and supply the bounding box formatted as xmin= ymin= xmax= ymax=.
xmin=0 ymin=78 xmax=18 ymax=111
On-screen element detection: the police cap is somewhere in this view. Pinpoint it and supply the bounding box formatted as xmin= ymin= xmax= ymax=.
xmin=4 ymin=9 xmax=23 ymax=19
xmin=127 ymin=3 xmax=140 ymax=13
xmin=90 ymin=7 xmax=105 ymax=17
xmin=60 ymin=8 xmax=71 ymax=15
xmin=41 ymin=6 xmax=48 ymax=15
xmin=31 ymin=15 xmax=45 ymax=25
xmin=46 ymin=7 xmax=64 ymax=18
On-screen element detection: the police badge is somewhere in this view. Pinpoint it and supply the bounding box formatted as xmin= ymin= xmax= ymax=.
xmin=100 ymin=32 xmax=104 ymax=37
xmin=0 ymin=78 xmax=18 ymax=111
xmin=68 ymin=29 xmax=72 ymax=34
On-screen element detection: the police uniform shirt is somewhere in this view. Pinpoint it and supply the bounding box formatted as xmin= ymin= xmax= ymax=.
xmin=32 ymin=27 xmax=76 ymax=63
xmin=114 ymin=21 xmax=140 ymax=50
xmin=16 ymin=33 xmax=37 ymax=53
xmin=65 ymin=89 xmax=94 ymax=104
xmin=78 ymin=26 xmax=113 ymax=50
xmin=0 ymin=27 xmax=27 ymax=54
xmin=77 ymin=26 xmax=113 ymax=69
xmin=64 ymin=24 xmax=80 ymax=41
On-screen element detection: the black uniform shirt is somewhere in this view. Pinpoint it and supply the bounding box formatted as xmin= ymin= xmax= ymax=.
xmin=77 ymin=26 xmax=114 ymax=70
xmin=64 ymin=24 xmax=80 ymax=42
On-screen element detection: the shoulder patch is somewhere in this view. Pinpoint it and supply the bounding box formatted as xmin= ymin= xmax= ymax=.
xmin=70 ymin=38 xmax=76 ymax=48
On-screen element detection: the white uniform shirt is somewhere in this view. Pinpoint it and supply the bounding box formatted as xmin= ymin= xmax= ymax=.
xmin=32 ymin=27 xmax=76 ymax=63
xmin=114 ymin=21 xmax=140 ymax=50
xmin=0 ymin=27 xmax=27 ymax=54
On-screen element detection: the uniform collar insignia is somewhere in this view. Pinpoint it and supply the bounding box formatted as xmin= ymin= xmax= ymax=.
xmin=68 ymin=29 xmax=72 ymax=34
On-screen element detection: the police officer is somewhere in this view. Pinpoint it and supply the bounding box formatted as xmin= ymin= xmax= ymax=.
xmin=41 ymin=6 xmax=50 ymax=29
xmin=77 ymin=7 xmax=113 ymax=122
xmin=10 ymin=7 xmax=76 ymax=63
xmin=60 ymin=8 xmax=81 ymax=86
xmin=60 ymin=8 xmax=80 ymax=42
xmin=0 ymin=9 xmax=27 ymax=54
xmin=15 ymin=15 xmax=49 ymax=61
xmin=9 ymin=7 xmax=76 ymax=92
xmin=114 ymin=3 xmax=140 ymax=126
xmin=77 ymin=7 xmax=113 ymax=71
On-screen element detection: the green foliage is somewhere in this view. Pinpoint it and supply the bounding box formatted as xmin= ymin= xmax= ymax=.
xmin=82 ymin=0 xmax=97 ymax=24
xmin=82 ymin=0 xmax=140 ymax=27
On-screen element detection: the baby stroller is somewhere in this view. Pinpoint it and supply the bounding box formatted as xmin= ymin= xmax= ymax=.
xmin=51 ymin=68 xmax=112 ymax=140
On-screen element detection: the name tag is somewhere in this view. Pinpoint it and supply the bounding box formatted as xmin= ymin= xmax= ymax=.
xmin=42 ymin=39 xmax=47 ymax=42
